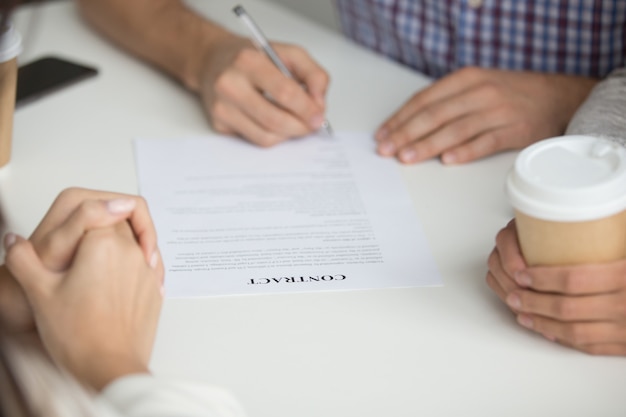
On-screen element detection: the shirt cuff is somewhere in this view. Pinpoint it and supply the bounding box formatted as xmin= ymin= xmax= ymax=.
xmin=98 ymin=374 xmax=246 ymax=417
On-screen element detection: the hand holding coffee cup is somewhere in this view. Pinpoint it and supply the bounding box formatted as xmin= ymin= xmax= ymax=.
xmin=506 ymin=135 xmax=626 ymax=266
xmin=485 ymin=135 xmax=626 ymax=355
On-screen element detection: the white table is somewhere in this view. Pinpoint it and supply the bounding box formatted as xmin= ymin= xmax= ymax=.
xmin=3 ymin=1 xmax=626 ymax=416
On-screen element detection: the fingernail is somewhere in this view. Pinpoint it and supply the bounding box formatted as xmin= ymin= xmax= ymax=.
xmin=310 ymin=114 xmax=325 ymax=130
xmin=377 ymin=141 xmax=396 ymax=156
xmin=150 ymin=250 xmax=159 ymax=269
xmin=160 ymin=285 xmax=165 ymax=297
xmin=543 ymin=333 xmax=556 ymax=342
xmin=376 ymin=128 xmax=389 ymax=141
xmin=517 ymin=315 xmax=534 ymax=329
xmin=514 ymin=271 xmax=532 ymax=287
xmin=399 ymin=148 xmax=417 ymax=163
xmin=3 ymin=233 xmax=16 ymax=250
xmin=106 ymin=198 xmax=136 ymax=214
xmin=441 ymin=152 xmax=457 ymax=165
xmin=506 ymin=293 xmax=522 ymax=310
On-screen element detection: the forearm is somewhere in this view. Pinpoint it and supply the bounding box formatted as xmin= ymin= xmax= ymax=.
xmin=566 ymin=68 xmax=626 ymax=146
xmin=0 ymin=264 xmax=32 ymax=332
xmin=75 ymin=0 xmax=234 ymax=91
xmin=0 ymin=264 xmax=14 ymax=320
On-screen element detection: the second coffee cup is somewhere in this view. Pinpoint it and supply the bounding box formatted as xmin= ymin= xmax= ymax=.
xmin=0 ymin=23 xmax=21 ymax=168
xmin=507 ymin=135 xmax=626 ymax=266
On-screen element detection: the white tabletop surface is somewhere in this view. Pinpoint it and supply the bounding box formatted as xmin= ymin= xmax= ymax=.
xmin=2 ymin=1 xmax=626 ymax=416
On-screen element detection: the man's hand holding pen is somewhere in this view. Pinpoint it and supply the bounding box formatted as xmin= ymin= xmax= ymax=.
xmin=194 ymin=7 xmax=330 ymax=147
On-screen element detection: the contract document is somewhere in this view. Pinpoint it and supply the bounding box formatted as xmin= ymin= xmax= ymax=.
xmin=134 ymin=133 xmax=441 ymax=297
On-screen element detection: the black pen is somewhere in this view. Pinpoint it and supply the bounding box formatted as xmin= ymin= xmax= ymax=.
xmin=233 ymin=5 xmax=333 ymax=136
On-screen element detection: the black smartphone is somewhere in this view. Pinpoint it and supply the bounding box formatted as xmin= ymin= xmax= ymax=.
xmin=16 ymin=56 xmax=98 ymax=107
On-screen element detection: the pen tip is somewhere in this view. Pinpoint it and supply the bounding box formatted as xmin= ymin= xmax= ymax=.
xmin=322 ymin=120 xmax=334 ymax=137
xmin=233 ymin=5 xmax=245 ymax=16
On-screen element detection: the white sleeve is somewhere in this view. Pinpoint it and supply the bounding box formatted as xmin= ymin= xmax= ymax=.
xmin=95 ymin=374 xmax=247 ymax=417
xmin=566 ymin=68 xmax=626 ymax=147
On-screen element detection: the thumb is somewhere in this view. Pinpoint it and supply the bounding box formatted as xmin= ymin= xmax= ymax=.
xmin=36 ymin=198 xmax=138 ymax=272
xmin=4 ymin=233 xmax=59 ymax=301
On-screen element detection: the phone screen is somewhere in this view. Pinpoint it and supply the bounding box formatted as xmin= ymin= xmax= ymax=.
xmin=16 ymin=56 xmax=98 ymax=107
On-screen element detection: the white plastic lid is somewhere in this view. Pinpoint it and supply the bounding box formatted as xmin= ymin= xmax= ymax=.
xmin=0 ymin=24 xmax=22 ymax=62
xmin=506 ymin=135 xmax=626 ymax=221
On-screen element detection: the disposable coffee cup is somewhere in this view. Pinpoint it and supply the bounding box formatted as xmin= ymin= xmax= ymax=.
xmin=506 ymin=135 xmax=626 ymax=266
xmin=0 ymin=23 xmax=21 ymax=168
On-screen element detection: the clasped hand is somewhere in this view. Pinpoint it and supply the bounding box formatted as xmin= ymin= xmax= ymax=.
xmin=487 ymin=220 xmax=626 ymax=356
xmin=1 ymin=188 xmax=164 ymax=390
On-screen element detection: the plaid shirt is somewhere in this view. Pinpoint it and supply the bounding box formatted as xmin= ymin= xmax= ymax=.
xmin=336 ymin=0 xmax=626 ymax=79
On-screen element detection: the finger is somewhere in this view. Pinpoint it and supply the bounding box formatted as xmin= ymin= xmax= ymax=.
xmin=4 ymin=234 xmax=60 ymax=300
xmin=494 ymin=220 xmax=527 ymax=279
xmin=394 ymin=108 xmax=507 ymax=164
xmin=486 ymin=271 xmax=508 ymax=303
xmin=510 ymin=290 xmax=622 ymax=321
xmin=209 ymin=100 xmax=286 ymax=147
xmin=243 ymin=49 xmax=325 ymax=131
xmin=124 ymin=196 xmax=159 ymax=266
xmin=276 ymin=43 xmax=330 ymax=108
xmin=516 ymin=314 xmax=623 ymax=346
xmin=30 ymin=188 xmax=158 ymax=266
xmin=440 ymin=123 xmax=527 ymax=164
xmin=30 ymin=187 xmax=93 ymax=240
xmin=32 ymin=187 xmax=129 ymax=237
xmin=109 ymin=221 xmax=159 ymax=271
xmin=377 ymin=84 xmax=506 ymax=160
xmin=112 ymin=219 xmax=137 ymax=242
xmin=376 ymin=66 xmax=487 ymax=140
xmin=524 ymin=260 xmax=626 ymax=295
xmin=224 ymin=74 xmax=313 ymax=138
xmin=376 ymin=95 xmax=475 ymax=158
xmin=152 ymin=249 xmax=165 ymax=288
xmin=487 ymin=248 xmax=520 ymax=297
xmin=38 ymin=198 xmax=138 ymax=271
xmin=211 ymin=118 xmax=236 ymax=137
xmin=575 ymin=343 xmax=626 ymax=356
